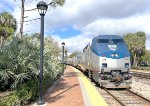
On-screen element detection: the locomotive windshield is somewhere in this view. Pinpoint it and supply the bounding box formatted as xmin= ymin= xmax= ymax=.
xmin=111 ymin=39 xmax=124 ymax=44
xmin=97 ymin=39 xmax=124 ymax=44
xmin=97 ymin=39 xmax=109 ymax=43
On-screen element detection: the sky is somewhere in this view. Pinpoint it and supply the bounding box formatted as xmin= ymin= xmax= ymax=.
xmin=1 ymin=0 xmax=150 ymax=53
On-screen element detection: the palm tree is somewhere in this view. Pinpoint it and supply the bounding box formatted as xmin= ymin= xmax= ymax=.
xmin=124 ymin=32 xmax=146 ymax=66
xmin=0 ymin=12 xmax=17 ymax=45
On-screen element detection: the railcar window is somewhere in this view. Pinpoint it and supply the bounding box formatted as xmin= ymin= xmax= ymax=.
xmin=97 ymin=39 xmax=109 ymax=43
xmin=111 ymin=39 xmax=124 ymax=44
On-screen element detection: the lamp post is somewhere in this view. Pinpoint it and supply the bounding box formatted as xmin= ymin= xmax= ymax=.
xmin=62 ymin=42 xmax=65 ymax=74
xmin=65 ymin=49 xmax=67 ymax=61
xmin=62 ymin=42 xmax=65 ymax=62
xmin=37 ymin=1 xmax=48 ymax=105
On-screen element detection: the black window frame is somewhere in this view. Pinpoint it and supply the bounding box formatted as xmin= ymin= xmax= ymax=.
xmin=97 ymin=39 xmax=109 ymax=43
xmin=111 ymin=39 xmax=124 ymax=44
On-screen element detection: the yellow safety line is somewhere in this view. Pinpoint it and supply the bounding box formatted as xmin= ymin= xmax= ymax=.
xmin=73 ymin=67 xmax=108 ymax=106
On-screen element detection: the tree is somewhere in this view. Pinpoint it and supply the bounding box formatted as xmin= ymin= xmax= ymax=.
xmin=14 ymin=0 xmax=65 ymax=38
xmin=49 ymin=0 xmax=65 ymax=6
xmin=140 ymin=50 xmax=150 ymax=63
xmin=69 ymin=51 xmax=80 ymax=58
xmin=0 ymin=12 xmax=17 ymax=45
xmin=124 ymin=32 xmax=146 ymax=66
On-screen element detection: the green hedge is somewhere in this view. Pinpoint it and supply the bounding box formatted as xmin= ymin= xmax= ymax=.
xmin=0 ymin=74 xmax=59 ymax=106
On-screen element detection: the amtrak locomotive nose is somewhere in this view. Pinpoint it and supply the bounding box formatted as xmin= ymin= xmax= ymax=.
xmin=77 ymin=35 xmax=132 ymax=88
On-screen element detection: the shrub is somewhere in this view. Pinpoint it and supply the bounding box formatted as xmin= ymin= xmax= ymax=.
xmin=0 ymin=92 xmax=19 ymax=106
xmin=0 ymin=34 xmax=63 ymax=105
xmin=0 ymin=74 xmax=60 ymax=106
xmin=0 ymin=35 xmax=62 ymax=88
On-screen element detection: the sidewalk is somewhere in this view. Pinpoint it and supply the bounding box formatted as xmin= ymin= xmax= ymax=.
xmin=45 ymin=66 xmax=84 ymax=106
xmin=32 ymin=66 xmax=108 ymax=106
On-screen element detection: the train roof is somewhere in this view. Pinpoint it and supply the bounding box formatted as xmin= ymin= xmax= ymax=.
xmin=94 ymin=35 xmax=123 ymax=40
xmin=90 ymin=35 xmax=130 ymax=57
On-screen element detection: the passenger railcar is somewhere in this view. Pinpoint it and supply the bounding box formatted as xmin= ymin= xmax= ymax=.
xmin=75 ymin=35 xmax=132 ymax=88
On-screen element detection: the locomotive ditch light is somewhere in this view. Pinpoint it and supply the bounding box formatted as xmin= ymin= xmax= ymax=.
xmin=100 ymin=74 xmax=107 ymax=80
xmin=124 ymin=74 xmax=132 ymax=80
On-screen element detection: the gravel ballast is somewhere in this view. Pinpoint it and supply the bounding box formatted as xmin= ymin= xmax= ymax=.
xmin=131 ymin=76 xmax=150 ymax=100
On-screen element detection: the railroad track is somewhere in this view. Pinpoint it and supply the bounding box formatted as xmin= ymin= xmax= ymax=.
xmin=72 ymin=66 xmax=150 ymax=105
xmin=103 ymin=88 xmax=150 ymax=106
xmin=131 ymin=71 xmax=150 ymax=79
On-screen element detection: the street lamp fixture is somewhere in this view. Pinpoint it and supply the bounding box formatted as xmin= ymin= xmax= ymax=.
xmin=62 ymin=42 xmax=65 ymax=46
xmin=37 ymin=1 xmax=48 ymax=105
xmin=37 ymin=1 xmax=48 ymax=16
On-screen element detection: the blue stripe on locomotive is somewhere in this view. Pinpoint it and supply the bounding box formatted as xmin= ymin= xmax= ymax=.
xmin=91 ymin=35 xmax=130 ymax=59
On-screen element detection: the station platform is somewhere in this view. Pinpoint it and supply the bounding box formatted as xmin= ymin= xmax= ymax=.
xmin=33 ymin=66 xmax=108 ymax=106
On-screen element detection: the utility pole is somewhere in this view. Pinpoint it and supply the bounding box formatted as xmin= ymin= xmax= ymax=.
xmin=20 ymin=0 xmax=25 ymax=38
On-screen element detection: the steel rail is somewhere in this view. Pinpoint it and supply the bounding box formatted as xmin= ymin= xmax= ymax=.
xmin=103 ymin=88 xmax=126 ymax=106
xmin=71 ymin=66 xmax=150 ymax=105
xmin=131 ymin=71 xmax=150 ymax=79
xmin=132 ymin=73 xmax=150 ymax=79
xmin=103 ymin=88 xmax=150 ymax=106
xmin=127 ymin=89 xmax=150 ymax=103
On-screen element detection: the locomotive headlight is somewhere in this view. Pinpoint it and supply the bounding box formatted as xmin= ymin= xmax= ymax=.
xmin=111 ymin=53 xmax=119 ymax=57
xmin=125 ymin=63 xmax=129 ymax=68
